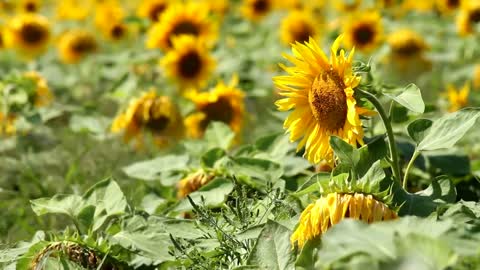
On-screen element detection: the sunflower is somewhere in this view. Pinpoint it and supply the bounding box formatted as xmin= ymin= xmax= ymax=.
xmin=146 ymin=2 xmax=217 ymax=51
xmin=241 ymin=0 xmax=274 ymax=21
xmin=343 ymin=11 xmax=383 ymax=52
xmin=185 ymin=76 xmax=245 ymax=139
xmin=103 ymin=22 xmax=129 ymax=41
xmin=274 ymin=36 xmax=369 ymax=165
xmin=18 ymin=0 xmax=41 ymax=13
xmin=94 ymin=1 xmax=124 ymax=31
xmin=333 ymin=0 xmax=362 ymax=12
xmin=291 ymin=192 xmax=398 ymax=248
xmin=387 ymin=29 xmax=428 ymax=60
xmin=473 ymin=64 xmax=480 ymax=90
xmin=436 ymin=0 xmax=462 ymax=15
xmin=177 ymin=169 xmax=215 ymax=198
xmin=0 ymin=113 xmax=16 ymax=136
xmin=280 ymin=11 xmax=318 ymax=45
xmin=3 ymin=14 xmax=50 ymax=57
xmin=457 ymin=1 xmax=480 ymax=36
xmin=58 ymin=29 xmax=97 ymax=64
xmin=204 ymin=0 xmax=230 ymax=18
xmin=111 ymin=90 xmax=184 ymax=148
xmin=402 ymin=0 xmax=434 ymax=13
xmin=137 ymin=0 xmax=169 ymax=22
xmin=55 ymin=0 xmax=92 ymax=21
xmin=24 ymin=71 xmax=53 ymax=107
xmin=446 ymin=83 xmax=469 ymax=112
xmin=160 ymin=35 xmax=215 ymax=90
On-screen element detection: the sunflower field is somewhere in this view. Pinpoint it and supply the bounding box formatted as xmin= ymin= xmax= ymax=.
xmin=1 ymin=0 xmax=480 ymax=269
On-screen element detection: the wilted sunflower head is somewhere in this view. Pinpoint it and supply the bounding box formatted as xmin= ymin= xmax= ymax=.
xmin=274 ymin=35 xmax=370 ymax=165
xmin=388 ymin=29 xmax=428 ymax=60
xmin=58 ymin=29 xmax=97 ymax=64
xmin=280 ymin=10 xmax=318 ymax=45
xmin=146 ymin=2 xmax=217 ymax=51
xmin=4 ymin=14 xmax=50 ymax=57
xmin=160 ymin=35 xmax=216 ymax=90
xmin=457 ymin=2 xmax=480 ymax=35
xmin=241 ymin=0 xmax=274 ymax=21
xmin=111 ymin=90 xmax=184 ymax=148
xmin=185 ymin=75 xmax=245 ymax=139
xmin=446 ymin=83 xmax=469 ymax=112
xmin=23 ymin=71 xmax=53 ymax=107
xmin=55 ymin=0 xmax=92 ymax=21
xmin=137 ymin=0 xmax=169 ymax=22
xmin=177 ymin=169 xmax=215 ymax=198
xmin=436 ymin=0 xmax=462 ymax=15
xmin=291 ymin=192 xmax=398 ymax=248
xmin=343 ymin=11 xmax=383 ymax=52
xmin=18 ymin=0 xmax=40 ymax=13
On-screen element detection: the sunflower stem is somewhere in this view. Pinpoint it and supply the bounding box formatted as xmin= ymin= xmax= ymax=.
xmin=358 ymin=89 xmax=402 ymax=183
xmin=403 ymin=150 xmax=420 ymax=190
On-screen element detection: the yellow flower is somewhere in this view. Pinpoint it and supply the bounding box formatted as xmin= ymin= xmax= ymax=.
xmin=23 ymin=71 xmax=53 ymax=107
xmin=55 ymin=0 xmax=92 ymax=21
xmin=203 ymin=0 xmax=230 ymax=18
xmin=388 ymin=29 xmax=428 ymax=60
xmin=402 ymin=0 xmax=434 ymax=13
xmin=436 ymin=0 xmax=462 ymax=15
xmin=0 ymin=113 xmax=16 ymax=136
xmin=274 ymin=36 xmax=369 ymax=165
xmin=3 ymin=14 xmax=50 ymax=58
xmin=343 ymin=11 xmax=383 ymax=53
xmin=457 ymin=1 xmax=480 ymax=36
xmin=160 ymin=35 xmax=216 ymax=90
xmin=333 ymin=0 xmax=362 ymax=12
xmin=473 ymin=64 xmax=480 ymax=90
xmin=291 ymin=192 xmax=398 ymax=248
xmin=18 ymin=0 xmax=41 ymax=13
xmin=446 ymin=83 xmax=469 ymax=112
xmin=177 ymin=169 xmax=215 ymax=198
xmin=137 ymin=0 xmax=169 ymax=22
xmin=185 ymin=76 xmax=245 ymax=139
xmin=111 ymin=90 xmax=184 ymax=148
xmin=280 ymin=10 xmax=318 ymax=45
xmin=241 ymin=0 xmax=274 ymax=21
xmin=146 ymin=2 xmax=217 ymax=51
xmin=57 ymin=29 xmax=97 ymax=64
xmin=94 ymin=1 xmax=124 ymax=31
xmin=104 ymin=22 xmax=130 ymax=41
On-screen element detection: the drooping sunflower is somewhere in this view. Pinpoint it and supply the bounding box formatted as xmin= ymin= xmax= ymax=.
xmin=387 ymin=29 xmax=428 ymax=61
xmin=3 ymin=14 xmax=50 ymax=57
xmin=291 ymin=192 xmax=397 ymax=248
xmin=57 ymin=29 xmax=97 ymax=64
xmin=137 ymin=0 xmax=169 ymax=22
xmin=343 ymin=11 xmax=383 ymax=52
xmin=280 ymin=10 xmax=318 ymax=46
xmin=241 ymin=0 xmax=274 ymax=21
xmin=111 ymin=90 xmax=184 ymax=148
xmin=274 ymin=35 xmax=369 ymax=165
xmin=18 ymin=0 xmax=41 ymax=13
xmin=446 ymin=83 xmax=469 ymax=112
xmin=185 ymin=76 xmax=245 ymax=139
xmin=146 ymin=2 xmax=217 ymax=51
xmin=177 ymin=169 xmax=215 ymax=198
xmin=24 ymin=71 xmax=53 ymax=107
xmin=160 ymin=35 xmax=215 ymax=90
xmin=55 ymin=0 xmax=92 ymax=21
xmin=457 ymin=1 xmax=480 ymax=36
xmin=436 ymin=0 xmax=462 ymax=15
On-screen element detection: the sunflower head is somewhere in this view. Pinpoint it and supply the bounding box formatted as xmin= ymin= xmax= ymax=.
xmin=185 ymin=75 xmax=245 ymax=139
xmin=94 ymin=1 xmax=124 ymax=30
xmin=137 ymin=0 xmax=169 ymax=21
xmin=457 ymin=2 xmax=480 ymax=35
xmin=280 ymin=10 xmax=318 ymax=45
xmin=446 ymin=83 xmax=469 ymax=112
xmin=387 ymin=29 xmax=428 ymax=60
xmin=402 ymin=0 xmax=435 ymax=13
xmin=436 ymin=0 xmax=462 ymax=15
xmin=58 ymin=29 xmax=98 ymax=64
xmin=177 ymin=169 xmax=215 ymax=198
xmin=241 ymin=0 xmax=274 ymax=21
xmin=333 ymin=0 xmax=362 ymax=12
xmin=274 ymin=36 xmax=368 ymax=165
xmin=23 ymin=71 xmax=53 ymax=107
xmin=19 ymin=0 xmax=40 ymax=13
xmin=343 ymin=11 xmax=383 ymax=52
xmin=111 ymin=90 xmax=184 ymax=148
xmin=146 ymin=2 xmax=217 ymax=51
xmin=103 ymin=22 xmax=129 ymax=41
xmin=55 ymin=0 xmax=92 ymax=21
xmin=4 ymin=14 xmax=50 ymax=57
xmin=160 ymin=35 xmax=216 ymax=90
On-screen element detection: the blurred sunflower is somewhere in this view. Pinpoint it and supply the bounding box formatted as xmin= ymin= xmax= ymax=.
xmin=177 ymin=169 xmax=215 ymax=198
xmin=0 ymin=113 xmax=16 ymax=136
xmin=388 ymin=29 xmax=428 ymax=61
xmin=160 ymin=35 xmax=215 ymax=90
xmin=333 ymin=0 xmax=362 ymax=12
xmin=402 ymin=0 xmax=434 ymax=13
xmin=185 ymin=76 xmax=245 ymax=139
xmin=457 ymin=1 xmax=480 ymax=35
xmin=24 ymin=71 xmax=53 ymax=107
xmin=94 ymin=1 xmax=124 ymax=31
xmin=204 ymin=0 xmax=230 ymax=18
xmin=473 ymin=64 xmax=480 ymax=89
xmin=104 ymin=22 xmax=129 ymax=41
xmin=280 ymin=10 xmax=318 ymax=45
xmin=343 ymin=11 xmax=383 ymax=53
xmin=111 ymin=90 xmax=184 ymax=148
xmin=0 ymin=27 xmax=4 ymax=49
xmin=274 ymin=36 xmax=370 ymax=165
xmin=446 ymin=83 xmax=469 ymax=112
xmin=146 ymin=2 xmax=217 ymax=51
xmin=3 ymin=14 xmax=50 ymax=57
xmin=55 ymin=0 xmax=92 ymax=21
xmin=137 ymin=0 xmax=169 ymax=22
xmin=241 ymin=0 xmax=274 ymax=21
xmin=58 ymin=29 xmax=97 ymax=64
xmin=18 ymin=0 xmax=41 ymax=13
xmin=291 ymin=192 xmax=397 ymax=248
xmin=436 ymin=0 xmax=462 ymax=15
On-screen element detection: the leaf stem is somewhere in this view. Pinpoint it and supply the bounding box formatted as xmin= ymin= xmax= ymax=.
xmin=403 ymin=150 xmax=420 ymax=189
xmin=358 ymin=89 xmax=402 ymax=183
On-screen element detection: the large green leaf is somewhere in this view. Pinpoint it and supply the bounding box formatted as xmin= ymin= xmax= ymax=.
xmin=247 ymin=220 xmax=295 ymax=270
xmin=31 ymin=194 xmax=83 ymax=218
xmin=173 ymin=178 xmax=234 ymax=212
xmin=225 ymin=157 xmax=283 ymax=186
xmin=122 ymin=154 xmax=189 ymax=181
xmin=204 ymin=121 xmax=235 ymax=150
xmin=417 ymin=108 xmax=480 ymax=151
xmin=383 ymin=83 xmax=425 ymax=113
xmin=407 ymin=118 xmax=433 ymax=145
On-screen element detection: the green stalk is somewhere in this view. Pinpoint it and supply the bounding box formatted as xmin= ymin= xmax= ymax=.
xmin=358 ymin=89 xmax=402 ymax=183
xmin=403 ymin=150 xmax=420 ymax=189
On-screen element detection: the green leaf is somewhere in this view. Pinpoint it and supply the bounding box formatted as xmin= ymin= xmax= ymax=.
xmin=293 ymin=172 xmax=330 ymax=197
xmin=417 ymin=108 xmax=480 ymax=151
xmin=407 ymin=119 xmax=433 ymax=144
xmin=201 ymin=147 xmax=227 ymax=168
xmin=330 ymin=136 xmax=358 ymax=167
xmin=383 ymin=83 xmax=425 ymax=113
xmin=173 ymin=178 xmax=234 ymax=212
xmin=31 ymin=194 xmax=83 ymax=218
xmin=204 ymin=122 xmax=235 ymax=150
xmin=247 ymin=220 xmax=295 ymax=270
xmin=225 ymin=157 xmax=283 ymax=186
xmin=122 ymin=154 xmax=189 ymax=181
